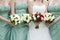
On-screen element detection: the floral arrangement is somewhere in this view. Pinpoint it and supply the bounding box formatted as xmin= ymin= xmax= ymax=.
xmin=20 ymin=14 xmax=32 ymax=23
xmin=32 ymin=12 xmax=44 ymax=22
xmin=44 ymin=13 xmax=55 ymax=24
xmin=9 ymin=12 xmax=55 ymax=26
xmin=10 ymin=14 xmax=21 ymax=25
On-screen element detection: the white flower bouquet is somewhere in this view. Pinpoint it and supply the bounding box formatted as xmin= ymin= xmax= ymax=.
xmin=20 ymin=14 xmax=32 ymax=23
xmin=10 ymin=14 xmax=21 ymax=25
xmin=44 ymin=13 xmax=55 ymax=23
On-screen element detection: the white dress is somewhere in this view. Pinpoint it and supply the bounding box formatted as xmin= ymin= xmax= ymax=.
xmin=27 ymin=5 xmax=52 ymax=40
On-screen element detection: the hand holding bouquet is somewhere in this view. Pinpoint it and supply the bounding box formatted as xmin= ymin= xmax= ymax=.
xmin=32 ymin=12 xmax=44 ymax=29
xmin=44 ymin=13 xmax=55 ymax=24
xmin=10 ymin=14 xmax=21 ymax=25
xmin=20 ymin=14 xmax=32 ymax=23
xmin=32 ymin=12 xmax=44 ymax=22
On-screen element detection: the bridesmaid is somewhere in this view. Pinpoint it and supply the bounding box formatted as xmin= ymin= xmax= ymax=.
xmin=47 ymin=0 xmax=60 ymax=40
xmin=10 ymin=0 xmax=29 ymax=40
xmin=0 ymin=0 xmax=15 ymax=40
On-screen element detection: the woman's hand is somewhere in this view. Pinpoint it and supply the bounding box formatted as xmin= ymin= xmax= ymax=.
xmin=25 ymin=23 xmax=29 ymax=26
xmin=33 ymin=22 xmax=40 ymax=27
xmin=10 ymin=12 xmax=15 ymax=15
xmin=45 ymin=22 xmax=50 ymax=26
xmin=46 ymin=16 xmax=60 ymax=27
xmin=8 ymin=20 xmax=15 ymax=26
xmin=59 ymin=16 xmax=60 ymax=20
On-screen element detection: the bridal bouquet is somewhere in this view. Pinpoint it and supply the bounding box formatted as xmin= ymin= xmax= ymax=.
xmin=10 ymin=14 xmax=21 ymax=25
xmin=32 ymin=12 xmax=44 ymax=22
xmin=20 ymin=14 xmax=32 ymax=23
xmin=44 ymin=13 xmax=55 ymax=23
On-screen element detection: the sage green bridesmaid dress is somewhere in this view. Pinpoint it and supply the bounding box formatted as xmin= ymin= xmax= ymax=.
xmin=48 ymin=5 xmax=60 ymax=40
xmin=10 ymin=2 xmax=29 ymax=40
xmin=0 ymin=6 xmax=11 ymax=40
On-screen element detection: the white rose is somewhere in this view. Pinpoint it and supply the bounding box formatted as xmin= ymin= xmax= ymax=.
xmin=50 ymin=16 xmax=55 ymax=21
xmin=52 ymin=16 xmax=55 ymax=19
xmin=26 ymin=20 xmax=30 ymax=23
xmin=11 ymin=18 xmax=15 ymax=21
xmin=44 ymin=17 xmax=47 ymax=21
xmin=49 ymin=16 xmax=52 ymax=19
xmin=37 ymin=15 xmax=40 ymax=18
xmin=50 ymin=18 xmax=53 ymax=21
xmin=46 ymin=17 xmax=49 ymax=20
xmin=33 ymin=16 xmax=36 ymax=20
xmin=10 ymin=15 xmax=15 ymax=21
xmin=45 ymin=13 xmax=48 ymax=16
xmin=17 ymin=20 xmax=20 ymax=23
xmin=41 ymin=17 xmax=44 ymax=20
xmin=48 ymin=13 xmax=52 ymax=15
xmin=29 ymin=17 xmax=32 ymax=20
xmin=15 ymin=19 xmax=18 ymax=22
xmin=15 ymin=21 xmax=18 ymax=25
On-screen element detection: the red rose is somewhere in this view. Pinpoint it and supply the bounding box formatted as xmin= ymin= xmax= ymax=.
xmin=32 ymin=12 xmax=44 ymax=22
xmin=40 ymin=14 xmax=44 ymax=18
xmin=37 ymin=16 xmax=41 ymax=21
xmin=33 ymin=14 xmax=37 ymax=16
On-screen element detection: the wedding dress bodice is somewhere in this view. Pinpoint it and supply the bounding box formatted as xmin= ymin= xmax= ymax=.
xmin=29 ymin=5 xmax=47 ymax=29
xmin=32 ymin=5 xmax=46 ymax=14
xmin=28 ymin=4 xmax=52 ymax=40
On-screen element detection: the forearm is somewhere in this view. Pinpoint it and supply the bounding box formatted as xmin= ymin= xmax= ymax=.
xmin=10 ymin=0 xmax=15 ymax=14
xmin=28 ymin=8 xmax=32 ymax=14
xmin=28 ymin=0 xmax=33 ymax=14
xmin=49 ymin=16 xmax=60 ymax=26
xmin=0 ymin=16 xmax=10 ymax=23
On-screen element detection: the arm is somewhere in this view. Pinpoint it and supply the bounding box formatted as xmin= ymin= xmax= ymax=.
xmin=0 ymin=16 xmax=10 ymax=23
xmin=9 ymin=0 xmax=15 ymax=14
xmin=0 ymin=16 xmax=15 ymax=26
xmin=24 ymin=0 xmax=33 ymax=26
xmin=48 ymin=0 xmax=54 ymax=5
xmin=49 ymin=16 xmax=60 ymax=26
xmin=43 ymin=0 xmax=49 ymax=13
xmin=27 ymin=0 xmax=33 ymax=14
xmin=0 ymin=0 xmax=15 ymax=26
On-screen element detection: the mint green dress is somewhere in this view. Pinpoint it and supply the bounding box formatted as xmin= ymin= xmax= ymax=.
xmin=0 ymin=6 xmax=11 ymax=40
xmin=48 ymin=5 xmax=60 ymax=40
xmin=10 ymin=2 xmax=29 ymax=40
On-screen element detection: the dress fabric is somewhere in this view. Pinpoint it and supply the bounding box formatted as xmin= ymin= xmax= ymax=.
xmin=48 ymin=5 xmax=60 ymax=40
xmin=27 ymin=5 xmax=52 ymax=40
xmin=0 ymin=5 xmax=11 ymax=40
xmin=10 ymin=2 xmax=29 ymax=40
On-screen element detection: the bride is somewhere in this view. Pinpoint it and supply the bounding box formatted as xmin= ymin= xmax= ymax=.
xmin=27 ymin=0 xmax=52 ymax=40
